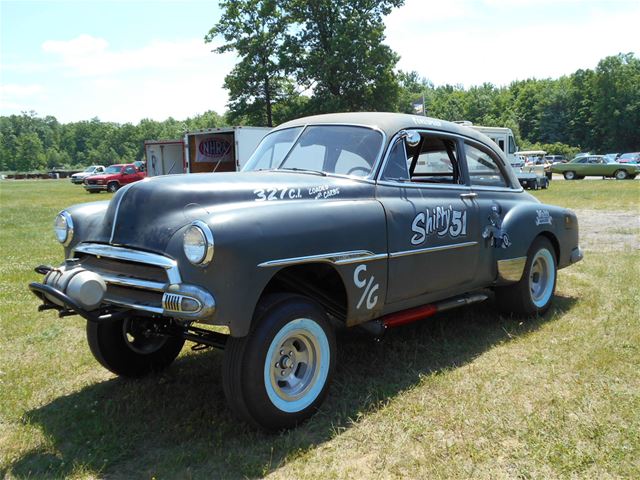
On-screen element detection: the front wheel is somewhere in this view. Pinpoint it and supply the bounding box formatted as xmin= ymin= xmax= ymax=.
xmin=87 ymin=317 xmax=185 ymax=377
xmin=614 ymin=169 xmax=628 ymax=180
xmin=563 ymin=171 xmax=576 ymax=180
xmin=495 ymin=236 xmax=557 ymax=316
xmin=222 ymin=295 xmax=336 ymax=431
xmin=107 ymin=182 xmax=119 ymax=193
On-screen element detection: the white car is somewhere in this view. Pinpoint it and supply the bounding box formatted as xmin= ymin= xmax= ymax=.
xmin=70 ymin=165 xmax=106 ymax=184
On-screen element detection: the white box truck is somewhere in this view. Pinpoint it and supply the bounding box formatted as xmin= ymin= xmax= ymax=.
xmin=145 ymin=126 xmax=271 ymax=177
xmin=455 ymin=121 xmax=522 ymax=168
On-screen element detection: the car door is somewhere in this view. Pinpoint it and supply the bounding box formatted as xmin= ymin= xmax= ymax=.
xmin=376 ymin=130 xmax=482 ymax=305
xmin=121 ymin=165 xmax=137 ymax=185
xmin=463 ymin=139 xmax=522 ymax=284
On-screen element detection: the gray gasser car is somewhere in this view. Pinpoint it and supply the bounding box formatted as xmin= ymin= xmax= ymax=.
xmin=30 ymin=113 xmax=583 ymax=431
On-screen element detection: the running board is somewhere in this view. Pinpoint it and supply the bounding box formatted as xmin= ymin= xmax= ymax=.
xmin=358 ymin=292 xmax=489 ymax=337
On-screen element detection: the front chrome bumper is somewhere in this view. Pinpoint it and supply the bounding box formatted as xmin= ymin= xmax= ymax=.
xmin=83 ymin=184 xmax=107 ymax=191
xmin=62 ymin=243 xmax=216 ymax=321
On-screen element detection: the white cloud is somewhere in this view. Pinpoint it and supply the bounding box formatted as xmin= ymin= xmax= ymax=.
xmin=0 ymin=84 xmax=46 ymax=111
xmin=41 ymin=34 xmax=226 ymax=78
xmin=385 ymin=0 xmax=640 ymax=87
xmin=0 ymin=84 xmax=44 ymax=97
xmin=30 ymin=34 xmax=235 ymax=122
xmin=42 ymin=34 xmax=109 ymax=58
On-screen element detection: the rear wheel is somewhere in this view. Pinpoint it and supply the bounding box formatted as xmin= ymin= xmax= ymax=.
xmin=563 ymin=171 xmax=576 ymax=180
xmin=614 ymin=169 xmax=628 ymax=180
xmin=222 ymin=295 xmax=336 ymax=431
xmin=495 ymin=236 xmax=557 ymax=316
xmin=87 ymin=317 xmax=185 ymax=377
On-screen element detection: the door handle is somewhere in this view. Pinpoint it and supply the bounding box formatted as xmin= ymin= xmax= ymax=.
xmin=460 ymin=192 xmax=477 ymax=200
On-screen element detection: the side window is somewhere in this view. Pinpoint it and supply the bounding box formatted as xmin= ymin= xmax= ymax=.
xmin=465 ymin=143 xmax=508 ymax=188
xmin=380 ymin=140 xmax=409 ymax=181
xmin=411 ymin=136 xmax=461 ymax=184
xmin=497 ymin=139 xmax=505 ymax=152
xmin=508 ymin=136 xmax=516 ymax=154
xmin=124 ymin=166 xmax=136 ymax=174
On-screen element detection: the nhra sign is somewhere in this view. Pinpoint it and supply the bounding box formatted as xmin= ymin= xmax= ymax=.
xmin=195 ymin=134 xmax=234 ymax=163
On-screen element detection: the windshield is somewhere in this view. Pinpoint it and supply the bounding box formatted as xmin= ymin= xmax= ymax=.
xmin=84 ymin=166 xmax=96 ymax=173
xmin=105 ymin=166 xmax=121 ymax=174
xmin=244 ymin=127 xmax=303 ymax=171
xmin=243 ymin=125 xmax=383 ymax=178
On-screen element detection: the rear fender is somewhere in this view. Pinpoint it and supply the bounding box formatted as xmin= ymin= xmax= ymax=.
xmin=495 ymin=203 xmax=577 ymax=282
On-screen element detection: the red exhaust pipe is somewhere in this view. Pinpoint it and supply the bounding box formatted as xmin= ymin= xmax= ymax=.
xmin=382 ymin=304 xmax=438 ymax=328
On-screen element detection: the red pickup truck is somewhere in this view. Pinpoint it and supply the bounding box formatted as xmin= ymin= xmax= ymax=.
xmin=83 ymin=164 xmax=146 ymax=193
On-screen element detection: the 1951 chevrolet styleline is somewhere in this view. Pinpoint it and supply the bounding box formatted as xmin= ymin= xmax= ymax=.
xmin=30 ymin=113 xmax=583 ymax=431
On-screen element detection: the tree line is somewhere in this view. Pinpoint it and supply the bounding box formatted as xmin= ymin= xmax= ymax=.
xmin=0 ymin=0 xmax=637 ymax=173
xmin=0 ymin=111 xmax=225 ymax=172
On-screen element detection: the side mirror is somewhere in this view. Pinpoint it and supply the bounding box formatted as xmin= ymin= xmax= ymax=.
xmin=401 ymin=130 xmax=421 ymax=147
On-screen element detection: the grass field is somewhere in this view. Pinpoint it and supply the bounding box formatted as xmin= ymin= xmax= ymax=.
xmin=0 ymin=179 xmax=639 ymax=479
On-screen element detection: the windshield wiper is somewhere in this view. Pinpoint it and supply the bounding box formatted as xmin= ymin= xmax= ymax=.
xmin=277 ymin=167 xmax=327 ymax=176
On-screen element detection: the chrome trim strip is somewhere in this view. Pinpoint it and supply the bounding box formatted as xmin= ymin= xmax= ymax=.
xmin=334 ymin=252 xmax=388 ymax=265
xmin=258 ymin=250 xmax=388 ymax=268
xmin=109 ymin=185 xmax=129 ymax=244
xmin=469 ymin=185 xmax=522 ymax=194
xmin=497 ymin=256 xmax=527 ymax=282
xmin=103 ymin=297 xmax=165 ymax=315
xmin=389 ymin=241 xmax=478 ymax=259
xmin=100 ymin=273 xmax=166 ymax=292
xmin=73 ymin=243 xmax=182 ymax=284
xmin=376 ymin=180 xmax=473 ymax=191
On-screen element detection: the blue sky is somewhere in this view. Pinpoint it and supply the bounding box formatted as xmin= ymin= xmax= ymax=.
xmin=1 ymin=0 xmax=638 ymax=123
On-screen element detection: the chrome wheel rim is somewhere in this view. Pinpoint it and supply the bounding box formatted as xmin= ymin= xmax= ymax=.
xmin=529 ymin=249 xmax=555 ymax=308
xmin=122 ymin=318 xmax=168 ymax=354
xmin=264 ymin=318 xmax=330 ymax=413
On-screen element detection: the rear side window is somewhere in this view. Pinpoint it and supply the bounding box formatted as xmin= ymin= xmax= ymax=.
xmin=464 ymin=143 xmax=508 ymax=188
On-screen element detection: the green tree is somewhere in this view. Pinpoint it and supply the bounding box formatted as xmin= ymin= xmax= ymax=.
xmin=591 ymin=53 xmax=640 ymax=152
xmin=396 ymin=70 xmax=433 ymax=114
xmin=15 ymin=132 xmax=46 ymax=171
xmin=206 ymin=0 xmax=291 ymax=127
xmin=285 ymin=0 xmax=404 ymax=113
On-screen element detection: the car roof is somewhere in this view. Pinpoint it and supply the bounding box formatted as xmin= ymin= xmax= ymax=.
xmin=273 ymin=112 xmax=492 ymax=146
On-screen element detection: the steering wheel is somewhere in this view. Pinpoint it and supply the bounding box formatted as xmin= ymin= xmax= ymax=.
xmin=346 ymin=166 xmax=370 ymax=176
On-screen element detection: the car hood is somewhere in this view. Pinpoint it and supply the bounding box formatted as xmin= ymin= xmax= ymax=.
xmin=86 ymin=173 xmax=117 ymax=181
xmin=93 ymin=171 xmax=372 ymax=252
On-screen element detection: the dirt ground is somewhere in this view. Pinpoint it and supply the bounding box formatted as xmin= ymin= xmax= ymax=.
xmin=573 ymin=208 xmax=640 ymax=251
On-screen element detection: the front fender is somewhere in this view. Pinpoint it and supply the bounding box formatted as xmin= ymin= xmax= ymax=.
xmin=62 ymin=201 xmax=110 ymax=256
xmin=170 ymin=198 xmax=388 ymax=337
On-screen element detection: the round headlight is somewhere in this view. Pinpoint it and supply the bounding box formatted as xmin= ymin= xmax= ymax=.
xmin=54 ymin=211 xmax=73 ymax=246
xmin=183 ymin=221 xmax=214 ymax=266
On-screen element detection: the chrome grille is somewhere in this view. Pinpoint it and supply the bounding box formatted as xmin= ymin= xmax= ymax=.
xmin=163 ymin=293 xmax=182 ymax=312
xmin=72 ymin=243 xmax=181 ymax=314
